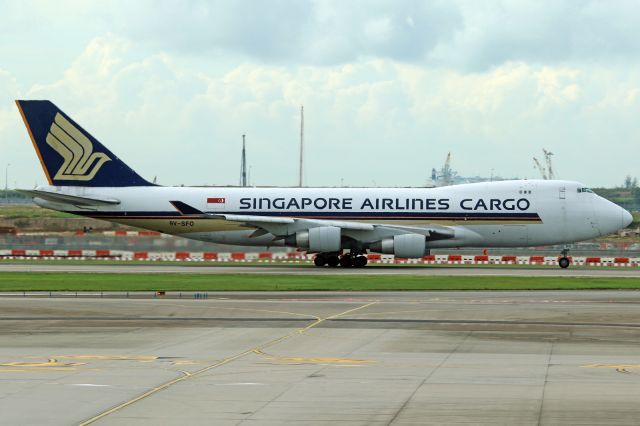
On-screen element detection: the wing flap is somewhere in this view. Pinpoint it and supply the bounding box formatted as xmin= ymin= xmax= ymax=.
xmin=216 ymin=214 xmax=295 ymax=224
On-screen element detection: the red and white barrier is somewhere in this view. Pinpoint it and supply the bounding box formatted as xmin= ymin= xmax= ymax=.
xmin=1 ymin=249 xmax=640 ymax=267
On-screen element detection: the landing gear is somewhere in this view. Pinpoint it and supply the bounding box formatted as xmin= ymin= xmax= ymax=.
xmin=353 ymin=255 xmax=368 ymax=268
xmin=558 ymin=247 xmax=570 ymax=269
xmin=314 ymin=254 xmax=327 ymax=267
xmin=340 ymin=253 xmax=368 ymax=268
xmin=327 ymin=255 xmax=340 ymax=267
xmin=313 ymin=253 xmax=340 ymax=267
xmin=313 ymin=252 xmax=368 ymax=267
xmin=339 ymin=253 xmax=353 ymax=267
xmin=558 ymin=257 xmax=570 ymax=269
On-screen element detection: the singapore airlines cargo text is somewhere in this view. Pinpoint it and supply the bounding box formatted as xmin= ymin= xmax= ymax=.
xmin=238 ymin=198 xmax=532 ymax=211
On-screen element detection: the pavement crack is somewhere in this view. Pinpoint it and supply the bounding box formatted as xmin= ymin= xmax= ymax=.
xmin=387 ymin=330 xmax=471 ymax=425
xmin=537 ymin=341 xmax=554 ymax=426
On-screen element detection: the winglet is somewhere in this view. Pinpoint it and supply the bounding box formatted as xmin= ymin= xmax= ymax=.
xmin=170 ymin=201 xmax=205 ymax=215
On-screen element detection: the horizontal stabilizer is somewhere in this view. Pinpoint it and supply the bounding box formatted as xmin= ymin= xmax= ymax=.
xmin=17 ymin=189 xmax=120 ymax=206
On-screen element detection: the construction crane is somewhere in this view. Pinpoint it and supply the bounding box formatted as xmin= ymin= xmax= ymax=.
xmin=533 ymin=157 xmax=547 ymax=180
xmin=543 ymin=149 xmax=555 ymax=179
xmin=441 ymin=152 xmax=453 ymax=186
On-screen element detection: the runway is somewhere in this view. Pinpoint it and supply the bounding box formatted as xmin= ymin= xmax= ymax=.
xmin=2 ymin=262 xmax=640 ymax=277
xmin=1 ymin=291 xmax=640 ymax=425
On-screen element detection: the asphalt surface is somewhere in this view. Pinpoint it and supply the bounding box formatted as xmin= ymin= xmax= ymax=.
xmin=1 ymin=291 xmax=640 ymax=425
xmin=2 ymin=262 xmax=640 ymax=277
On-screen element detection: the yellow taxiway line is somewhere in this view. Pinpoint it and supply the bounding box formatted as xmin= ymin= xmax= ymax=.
xmin=78 ymin=301 xmax=378 ymax=425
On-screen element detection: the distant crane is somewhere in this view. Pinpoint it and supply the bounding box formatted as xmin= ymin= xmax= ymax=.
xmin=533 ymin=157 xmax=547 ymax=180
xmin=543 ymin=149 xmax=555 ymax=180
xmin=533 ymin=149 xmax=556 ymax=180
xmin=431 ymin=152 xmax=457 ymax=186
xmin=440 ymin=152 xmax=454 ymax=186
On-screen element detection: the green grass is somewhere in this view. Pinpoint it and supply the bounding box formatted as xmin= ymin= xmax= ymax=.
xmin=1 ymin=273 xmax=640 ymax=291
xmin=1 ymin=258 xmax=637 ymax=270
xmin=0 ymin=205 xmax=74 ymax=219
xmin=2 ymin=258 xmax=640 ymax=271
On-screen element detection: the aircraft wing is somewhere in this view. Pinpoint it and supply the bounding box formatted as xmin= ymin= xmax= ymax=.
xmin=17 ymin=189 xmax=121 ymax=206
xmin=170 ymin=201 xmax=453 ymax=240
xmin=219 ymin=214 xmax=375 ymax=231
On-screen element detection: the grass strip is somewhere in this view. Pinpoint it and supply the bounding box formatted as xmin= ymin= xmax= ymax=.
xmin=1 ymin=273 xmax=640 ymax=291
xmin=0 ymin=259 xmax=636 ymax=270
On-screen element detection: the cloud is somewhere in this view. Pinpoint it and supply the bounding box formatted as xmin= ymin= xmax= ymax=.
xmin=6 ymin=33 xmax=638 ymax=189
xmin=433 ymin=0 xmax=640 ymax=70
xmin=99 ymin=0 xmax=640 ymax=71
xmin=110 ymin=0 xmax=462 ymax=65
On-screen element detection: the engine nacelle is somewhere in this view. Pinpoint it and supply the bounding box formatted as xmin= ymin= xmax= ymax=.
xmin=285 ymin=226 xmax=341 ymax=252
xmin=369 ymin=234 xmax=426 ymax=258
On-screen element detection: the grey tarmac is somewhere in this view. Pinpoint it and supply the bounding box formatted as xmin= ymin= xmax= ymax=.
xmin=2 ymin=262 xmax=640 ymax=277
xmin=1 ymin=291 xmax=640 ymax=425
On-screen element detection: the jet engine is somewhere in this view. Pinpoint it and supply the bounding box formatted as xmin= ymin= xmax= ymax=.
xmin=285 ymin=226 xmax=341 ymax=252
xmin=369 ymin=234 xmax=426 ymax=258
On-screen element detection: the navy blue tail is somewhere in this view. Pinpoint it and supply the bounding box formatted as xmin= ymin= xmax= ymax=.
xmin=16 ymin=100 xmax=153 ymax=187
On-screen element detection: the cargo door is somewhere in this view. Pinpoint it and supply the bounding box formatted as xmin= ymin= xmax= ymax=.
xmin=502 ymin=224 xmax=528 ymax=246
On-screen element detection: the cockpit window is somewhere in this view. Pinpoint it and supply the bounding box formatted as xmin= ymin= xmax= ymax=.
xmin=577 ymin=187 xmax=593 ymax=193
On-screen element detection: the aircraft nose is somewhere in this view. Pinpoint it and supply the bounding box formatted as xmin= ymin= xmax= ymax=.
xmin=595 ymin=197 xmax=631 ymax=235
xmin=622 ymin=208 xmax=633 ymax=228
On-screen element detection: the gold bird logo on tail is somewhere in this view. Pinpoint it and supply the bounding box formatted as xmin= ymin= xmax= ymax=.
xmin=45 ymin=113 xmax=111 ymax=181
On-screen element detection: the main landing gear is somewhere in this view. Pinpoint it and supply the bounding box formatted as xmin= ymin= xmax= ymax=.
xmin=314 ymin=254 xmax=339 ymax=267
xmin=558 ymin=247 xmax=570 ymax=269
xmin=314 ymin=252 xmax=368 ymax=268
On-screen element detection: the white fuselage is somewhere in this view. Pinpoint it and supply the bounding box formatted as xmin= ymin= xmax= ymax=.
xmin=33 ymin=179 xmax=630 ymax=251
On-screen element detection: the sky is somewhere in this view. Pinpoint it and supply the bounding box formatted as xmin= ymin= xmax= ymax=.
xmin=1 ymin=0 xmax=639 ymax=188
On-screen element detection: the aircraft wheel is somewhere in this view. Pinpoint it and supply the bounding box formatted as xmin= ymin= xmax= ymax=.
xmin=339 ymin=254 xmax=353 ymax=267
xmin=327 ymin=255 xmax=340 ymax=267
xmin=353 ymin=256 xmax=368 ymax=267
xmin=558 ymin=257 xmax=570 ymax=269
xmin=314 ymin=254 xmax=327 ymax=267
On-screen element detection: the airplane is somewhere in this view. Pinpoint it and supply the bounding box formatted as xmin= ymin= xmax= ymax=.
xmin=15 ymin=100 xmax=633 ymax=268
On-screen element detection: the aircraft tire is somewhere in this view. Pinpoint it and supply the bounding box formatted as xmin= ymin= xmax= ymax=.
xmin=339 ymin=254 xmax=353 ymax=267
xmin=314 ymin=255 xmax=327 ymax=267
xmin=558 ymin=257 xmax=570 ymax=269
xmin=353 ymin=256 xmax=368 ymax=267
xmin=327 ymin=255 xmax=340 ymax=267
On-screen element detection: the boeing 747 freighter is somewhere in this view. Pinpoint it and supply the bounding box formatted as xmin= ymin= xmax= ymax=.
xmin=15 ymin=100 xmax=632 ymax=268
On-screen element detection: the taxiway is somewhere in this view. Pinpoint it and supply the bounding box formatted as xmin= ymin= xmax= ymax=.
xmin=1 ymin=291 xmax=640 ymax=424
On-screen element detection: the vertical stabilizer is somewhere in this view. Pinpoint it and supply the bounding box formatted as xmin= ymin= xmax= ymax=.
xmin=16 ymin=100 xmax=153 ymax=187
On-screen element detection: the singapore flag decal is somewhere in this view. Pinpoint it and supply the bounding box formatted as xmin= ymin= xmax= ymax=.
xmin=207 ymin=197 xmax=226 ymax=210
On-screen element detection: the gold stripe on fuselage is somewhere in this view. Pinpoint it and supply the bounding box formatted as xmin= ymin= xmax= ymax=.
xmin=93 ymin=216 xmax=542 ymax=234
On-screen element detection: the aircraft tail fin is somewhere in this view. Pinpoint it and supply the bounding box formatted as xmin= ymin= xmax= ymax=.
xmin=16 ymin=100 xmax=153 ymax=187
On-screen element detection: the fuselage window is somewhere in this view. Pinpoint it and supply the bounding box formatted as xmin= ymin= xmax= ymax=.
xmin=577 ymin=187 xmax=594 ymax=194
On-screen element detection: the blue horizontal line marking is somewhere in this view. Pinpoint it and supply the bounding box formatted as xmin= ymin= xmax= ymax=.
xmin=68 ymin=210 xmax=541 ymax=220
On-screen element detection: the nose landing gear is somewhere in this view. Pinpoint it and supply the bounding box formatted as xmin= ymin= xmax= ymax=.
xmin=558 ymin=247 xmax=571 ymax=269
